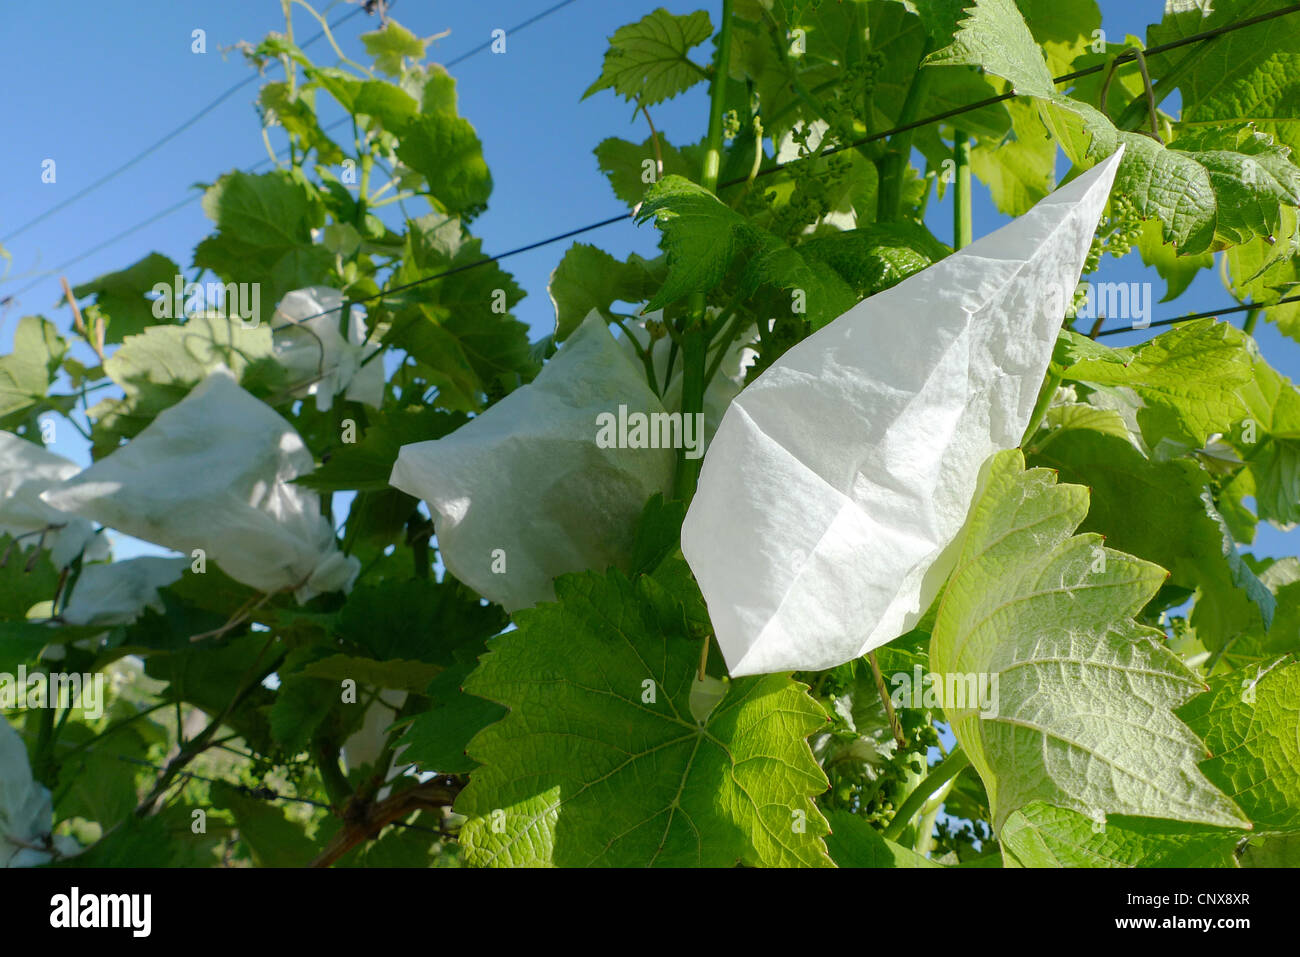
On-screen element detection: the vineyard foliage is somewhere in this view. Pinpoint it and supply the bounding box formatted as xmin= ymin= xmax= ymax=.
xmin=1 ymin=0 xmax=1298 ymax=868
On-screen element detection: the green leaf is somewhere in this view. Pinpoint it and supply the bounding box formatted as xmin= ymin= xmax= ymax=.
xmin=1225 ymin=206 xmax=1300 ymax=340
xmin=930 ymin=449 xmax=1247 ymax=830
xmin=583 ymin=8 xmax=713 ymax=106
xmin=399 ymin=662 xmax=503 ymax=774
xmin=295 ymin=406 xmax=465 ymax=491
xmin=937 ymin=0 xmax=1300 ymax=254
xmin=384 ymin=214 xmax=536 ymax=410
xmin=925 ymin=0 xmax=1055 ymax=97
xmin=193 ymin=169 xmax=331 ymax=308
xmin=336 ymin=578 xmax=507 ymax=668
xmin=1147 ymin=0 xmax=1300 ymax=156
xmin=71 ymin=253 xmax=181 ymax=344
xmin=1178 ymin=657 xmax=1300 ymax=832
xmin=361 ymin=21 xmax=428 ymax=75
xmin=798 ymin=223 xmax=951 ymax=298
xmin=269 ymin=673 xmax=338 ymax=754
xmin=258 ymin=82 xmax=343 ymax=165
xmin=1016 ymin=0 xmax=1103 ymax=77
xmin=970 ymin=99 xmax=1057 ymax=216
xmin=635 ymin=174 xmax=856 ymax=324
xmin=301 ymin=653 xmax=442 ymax=693
xmin=394 ymin=112 xmax=493 ymax=217
xmin=1240 ymin=831 xmax=1300 ymax=866
xmin=593 ymin=135 xmax=701 ymax=207
xmin=824 ymin=809 xmax=941 ymax=867
xmin=547 ymin=243 xmax=661 ymax=342
xmin=1026 ymin=407 xmax=1274 ymax=636
xmin=457 ymin=567 xmax=833 ymax=867
xmin=212 ymin=781 xmax=317 ymax=868
xmin=1001 ymin=802 xmax=1244 ymax=867
xmin=0 ymin=317 xmax=65 ymax=425
xmin=1058 ymin=319 xmax=1256 ymax=449
xmin=1137 ymin=218 xmax=1213 ymax=303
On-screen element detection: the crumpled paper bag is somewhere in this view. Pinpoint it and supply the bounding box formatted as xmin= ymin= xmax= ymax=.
xmin=42 ymin=368 xmax=359 ymax=602
xmin=683 ymin=149 xmax=1124 ymax=676
xmin=273 ymin=286 xmax=385 ymax=411
xmin=390 ymin=311 xmax=675 ymax=611
xmin=60 ymin=556 xmax=187 ymax=627
xmin=0 ymin=432 xmax=109 ymax=568
xmin=0 ymin=715 xmax=78 ymax=867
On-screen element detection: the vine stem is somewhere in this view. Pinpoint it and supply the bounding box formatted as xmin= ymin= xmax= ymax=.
xmin=674 ymin=0 xmax=734 ymax=503
xmin=866 ymin=652 xmax=907 ymax=750
xmin=1242 ymin=306 xmax=1261 ymax=336
xmin=953 ymin=129 xmax=972 ymax=251
xmin=877 ymin=41 xmax=934 ymax=222
xmin=882 ymin=748 xmax=970 ymax=842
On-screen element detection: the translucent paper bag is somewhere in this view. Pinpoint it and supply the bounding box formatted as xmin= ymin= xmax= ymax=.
xmin=273 ymin=287 xmax=385 ymax=411
xmin=42 ymin=368 xmax=358 ymax=603
xmin=0 ymin=715 xmax=77 ymax=867
xmin=683 ymin=150 xmax=1124 ymax=676
xmin=60 ymin=556 xmax=187 ymax=627
xmin=0 ymin=432 xmax=108 ymax=568
xmin=390 ymin=312 xmax=675 ymax=611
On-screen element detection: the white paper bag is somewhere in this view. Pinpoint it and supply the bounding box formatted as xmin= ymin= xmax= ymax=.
xmin=0 ymin=715 xmax=76 ymax=867
xmin=60 ymin=556 xmax=187 ymax=627
xmin=390 ymin=312 xmax=675 ymax=611
xmin=683 ymin=150 xmax=1124 ymax=676
xmin=42 ymin=368 xmax=359 ymax=603
xmin=0 ymin=432 xmax=109 ymax=568
xmin=273 ymin=286 xmax=385 ymax=411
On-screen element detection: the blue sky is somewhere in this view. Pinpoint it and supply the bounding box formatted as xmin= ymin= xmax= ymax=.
xmin=2 ymin=0 xmax=1296 ymax=560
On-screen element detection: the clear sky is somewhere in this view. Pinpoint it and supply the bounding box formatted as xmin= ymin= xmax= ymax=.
xmin=2 ymin=0 xmax=1296 ymax=560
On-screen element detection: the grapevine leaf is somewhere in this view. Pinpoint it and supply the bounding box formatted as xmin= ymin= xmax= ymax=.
xmin=394 ymin=112 xmax=493 ymax=217
xmin=211 ymin=781 xmax=316 ymax=867
xmin=193 ymin=170 xmax=332 ymax=308
xmin=457 ymin=567 xmax=833 ymax=867
xmin=930 ymin=449 xmax=1248 ymax=830
xmin=593 ymin=135 xmax=702 ymax=207
xmin=294 ymin=406 xmax=466 ymax=492
xmin=1137 ymin=219 xmax=1213 ymax=302
xmin=547 ymin=243 xmax=661 ymax=342
xmin=933 ymin=0 xmax=1300 ymax=254
xmin=635 ymin=174 xmax=856 ymax=324
xmin=1147 ymin=0 xmax=1300 ymax=155
xmin=798 ymin=223 xmax=951 ymax=298
xmin=925 ymin=0 xmax=1055 ymax=97
xmin=335 ymin=578 xmax=507 ymax=668
xmin=361 ymin=21 xmax=427 ymax=76
xmin=399 ymin=662 xmax=504 ymax=774
xmin=1240 ymin=832 xmax=1300 ymax=866
xmin=1027 ymin=407 xmax=1275 ymax=637
xmin=1057 ymin=319 xmax=1256 ymax=449
xmin=1178 ymin=658 xmax=1300 ymax=831
xmin=583 ymin=8 xmax=713 ymax=106
xmin=71 ymin=253 xmax=181 ymax=344
xmin=1000 ymin=802 xmax=1244 ymax=867
xmin=0 ymin=317 xmax=66 ymax=425
xmin=970 ymin=99 xmax=1057 ymax=216
xmin=824 ymin=809 xmax=941 ymax=868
